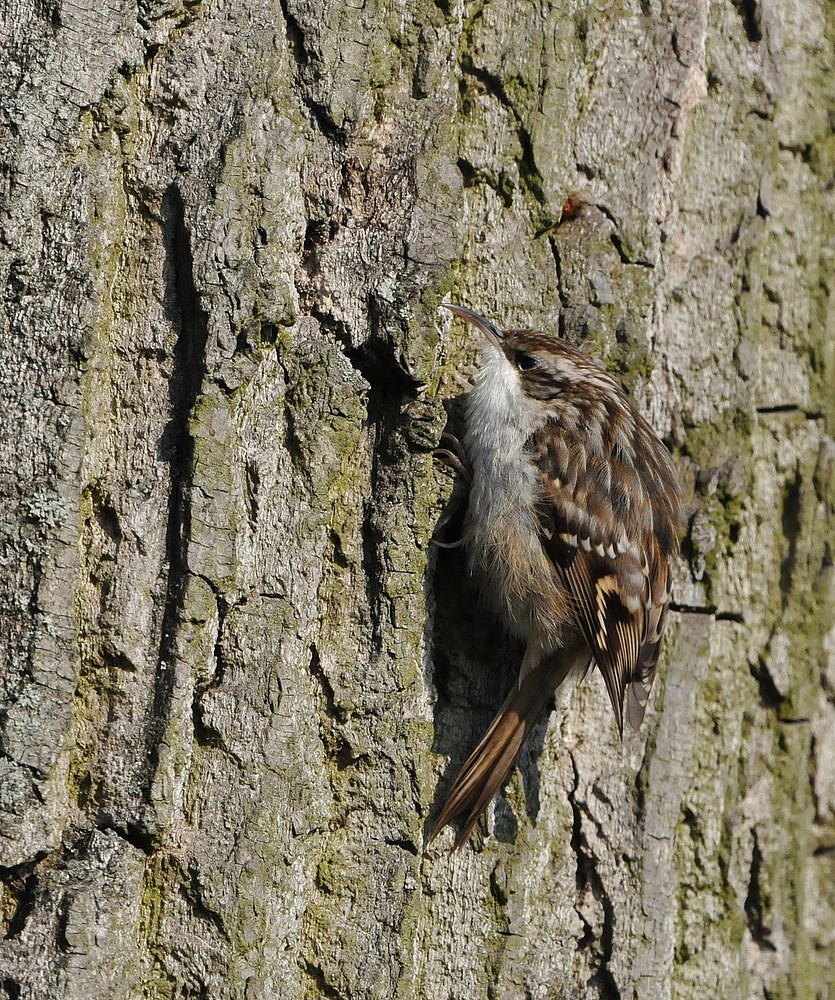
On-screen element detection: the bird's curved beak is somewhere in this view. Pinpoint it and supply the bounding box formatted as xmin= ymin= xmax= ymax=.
xmin=442 ymin=303 xmax=504 ymax=352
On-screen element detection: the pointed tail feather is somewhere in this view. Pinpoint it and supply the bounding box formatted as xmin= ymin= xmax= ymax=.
xmin=429 ymin=650 xmax=583 ymax=849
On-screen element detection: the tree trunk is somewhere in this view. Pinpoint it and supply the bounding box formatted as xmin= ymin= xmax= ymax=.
xmin=1 ymin=0 xmax=833 ymax=997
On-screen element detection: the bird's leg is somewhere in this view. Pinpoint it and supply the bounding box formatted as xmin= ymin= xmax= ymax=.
xmin=432 ymin=433 xmax=472 ymax=549
xmin=433 ymin=432 xmax=473 ymax=484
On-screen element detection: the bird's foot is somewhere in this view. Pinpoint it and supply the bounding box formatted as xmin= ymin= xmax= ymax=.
xmin=433 ymin=432 xmax=473 ymax=484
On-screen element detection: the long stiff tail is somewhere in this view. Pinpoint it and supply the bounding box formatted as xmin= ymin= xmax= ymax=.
xmin=429 ymin=650 xmax=585 ymax=849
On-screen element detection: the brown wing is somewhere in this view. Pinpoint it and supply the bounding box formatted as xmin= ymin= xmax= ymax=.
xmin=530 ymin=419 xmax=677 ymax=734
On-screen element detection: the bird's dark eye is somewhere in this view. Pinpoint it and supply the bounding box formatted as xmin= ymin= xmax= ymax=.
xmin=516 ymin=353 xmax=538 ymax=371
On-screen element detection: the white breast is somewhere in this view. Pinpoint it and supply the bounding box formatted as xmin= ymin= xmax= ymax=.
xmin=462 ymin=347 xmax=560 ymax=643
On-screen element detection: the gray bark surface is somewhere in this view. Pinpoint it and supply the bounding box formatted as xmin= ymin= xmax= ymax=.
xmin=0 ymin=0 xmax=833 ymax=998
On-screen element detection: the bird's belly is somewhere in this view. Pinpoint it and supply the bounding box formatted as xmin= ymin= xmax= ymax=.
xmin=464 ymin=467 xmax=570 ymax=644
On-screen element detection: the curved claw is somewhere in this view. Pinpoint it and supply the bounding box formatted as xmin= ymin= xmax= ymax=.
xmin=432 ymin=535 xmax=465 ymax=549
xmin=433 ymin=433 xmax=473 ymax=484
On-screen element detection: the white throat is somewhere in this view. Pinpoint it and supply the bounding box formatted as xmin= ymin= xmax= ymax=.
xmin=464 ymin=346 xmax=542 ymax=469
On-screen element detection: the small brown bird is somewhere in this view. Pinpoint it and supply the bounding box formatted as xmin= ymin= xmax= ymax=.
xmin=431 ymin=304 xmax=683 ymax=848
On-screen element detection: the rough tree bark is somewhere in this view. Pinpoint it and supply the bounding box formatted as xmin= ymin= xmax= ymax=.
xmin=0 ymin=0 xmax=833 ymax=997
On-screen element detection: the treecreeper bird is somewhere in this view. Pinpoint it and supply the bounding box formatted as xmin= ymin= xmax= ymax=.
xmin=430 ymin=304 xmax=683 ymax=848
